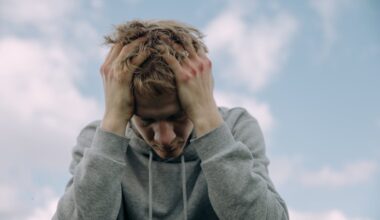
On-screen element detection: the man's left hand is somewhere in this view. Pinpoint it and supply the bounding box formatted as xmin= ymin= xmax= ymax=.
xmin=160 ymin=35 xmax=223 ymax=137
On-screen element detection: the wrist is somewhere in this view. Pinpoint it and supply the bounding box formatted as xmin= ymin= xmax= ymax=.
xmin=192 ymin=108 xmax=223 ymax=137
xmin=101 ymin=115 xmax=129 ymax=136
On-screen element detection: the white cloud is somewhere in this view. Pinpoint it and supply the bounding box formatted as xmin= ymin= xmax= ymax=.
xmin=0 ymin=36 xmax=101 ymax=219
xmin=269 ymin=156 xmax=379 ymax=188
xmin=300 ymin=160 xmax=378 ymax=187
xmin=205 ymin=7 xmax=297 ymax=91
xmin=0 ymin=37 xmax=101 ymax=138
xmin=0 ymin=184 xmax=59 ymax=220
xmin=0 ymin=184 xmax=19 ymax=214
xmin=215 ymin=90 xmax=274 ymax=134
xmin=0 ymin=0 xmax=104 ymax=52
xmin=289 ymin=208 xmax=372 ymax=220
xmin=0 ymin=0 xmax=104 ymax=179
xmin=0 ymin=37 xmax=101 ymax=172
xmin=310 ymin=0 xmax=349 ymax=54
xmin=269 ymin=156 xmax=303 ymax=186
xmin=0 ymin=0 xmax=76 ymax=25
xmin=26 ymin=197 xmax=59 ymax=220
xmin=90 ymin=0 xmax=104 ymax=9
xmin=310 ymin=0 xmax=337 ymax=52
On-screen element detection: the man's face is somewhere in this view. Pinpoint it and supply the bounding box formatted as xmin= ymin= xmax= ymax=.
xmin=131 ymin=92 xmax=194 ymax=159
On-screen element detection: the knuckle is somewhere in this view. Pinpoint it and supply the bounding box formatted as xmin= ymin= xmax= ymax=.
xmin=180 ymin=74 xmax=191 ymax=82
xmin=206 ymin=58 xmax=212 ymax=68
xmin=130 ymin=55 xmax=141 ymax=65
xmin=100 ymin=64 xmax=110 ymax=74
xmin=114 ymin=62 xmax=125 ymax=73
xmin=121 ymin=45 xmax=130 ymax=54
xmin=189 ymin=66 xmax=197 ymax=76
xmin=197 ymin=62 xmax=204 ymax=72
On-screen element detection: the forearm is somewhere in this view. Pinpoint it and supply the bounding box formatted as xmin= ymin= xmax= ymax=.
xmin=192 ymin=122 xmax=289 ymax=220
xmin=192 ymin=103 xmax=223 ymax=137
xmin=101 ymin=114 xmax=130 ymax=137
xmin=54 ymin=127 xmax=129 ymax=220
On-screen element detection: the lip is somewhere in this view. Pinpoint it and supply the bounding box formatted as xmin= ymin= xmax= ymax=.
xmin=153 ymin=144 xmax=186 ymax=159
xmin=161 ymin=148 xmax=181 ymax=159
xmin=159 ymin=146 xmax=177 ymax=152
xmin=152 ymin=144 xmax=176 ymax=152
xmin=152 ymin=141 xmax=185 ymax=152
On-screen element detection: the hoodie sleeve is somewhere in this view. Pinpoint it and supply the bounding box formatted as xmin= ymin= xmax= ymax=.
xmin=191 ymin=107 xmax=289 ymax=220
xmin=52 ymin=121 xmax=129 ymax=220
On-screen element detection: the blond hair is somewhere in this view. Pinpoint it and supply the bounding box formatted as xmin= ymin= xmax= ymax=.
xmin=104 ymin=20 xmax=208 ymax=98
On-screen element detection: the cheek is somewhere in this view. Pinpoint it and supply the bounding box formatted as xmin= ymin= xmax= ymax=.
xmin=134 ymin=123 xmax=154 ymax=140
xmin=142 ymin=128 xmax=155 ymax=140
xmin=174 ymin=120 xmax=193 ymax=138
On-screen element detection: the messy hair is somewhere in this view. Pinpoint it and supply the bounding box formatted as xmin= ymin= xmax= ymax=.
xmin=103 ymin=19 xmax=208 ymax=98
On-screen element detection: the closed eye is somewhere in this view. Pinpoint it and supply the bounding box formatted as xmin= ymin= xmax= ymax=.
xmin=140 ymin=118 xmax=155 ymax=126
xmin=168 ymin=112 xmax=186 ymax=121
xmin=139 ymin=111 xmax=186 ymax=125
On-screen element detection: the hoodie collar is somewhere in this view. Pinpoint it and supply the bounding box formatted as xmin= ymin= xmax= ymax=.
xmin=125 ymin=122 xmax=199 ymax=163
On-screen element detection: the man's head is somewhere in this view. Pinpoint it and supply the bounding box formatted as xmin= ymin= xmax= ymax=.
xmin=104 ymin=20 xmax=208 ymax=158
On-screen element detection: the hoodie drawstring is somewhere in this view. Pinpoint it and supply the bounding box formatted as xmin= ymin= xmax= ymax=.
xmin=147 ymin=152 xmax=188 ymax=220
xmin=149 ymin=151 xmax=153 ymax=220
xmin=181 ymin=154 xmax=188 ymax=220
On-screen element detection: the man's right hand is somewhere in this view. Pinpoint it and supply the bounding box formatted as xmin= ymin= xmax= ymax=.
xmin=100 ymin=37 xmax=150 ymax=136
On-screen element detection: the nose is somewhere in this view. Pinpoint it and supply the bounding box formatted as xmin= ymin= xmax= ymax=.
xmin=153 ymin=121 xmax=176 ymax=146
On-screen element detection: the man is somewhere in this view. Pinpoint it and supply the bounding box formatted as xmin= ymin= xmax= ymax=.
xmin=53 ymin=20 xmax=289 ymax=220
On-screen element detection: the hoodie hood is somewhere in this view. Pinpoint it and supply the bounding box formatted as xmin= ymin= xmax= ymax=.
xmin=125 ymin=120 xmax=199 ymax=163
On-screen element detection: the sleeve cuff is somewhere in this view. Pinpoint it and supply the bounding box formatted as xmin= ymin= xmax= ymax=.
xmin=90 ymin=127 xmax=130 ymax=163
xmin=191 ymin=122 xmax=235 ymax=161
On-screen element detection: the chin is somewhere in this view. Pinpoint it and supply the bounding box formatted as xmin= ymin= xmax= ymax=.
xmin=156 ymin=147 xmax=184 ymax=159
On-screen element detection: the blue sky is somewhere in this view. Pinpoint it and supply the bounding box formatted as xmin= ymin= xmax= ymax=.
xmin=0 ymin=0 xmax=379 ymax=219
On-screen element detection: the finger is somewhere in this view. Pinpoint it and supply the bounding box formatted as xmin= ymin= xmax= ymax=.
xmin=117 ymin=36 xmax=148 ymax=59
xmin=103 ymin=45 xmax=115 ymax=64
xmin=162 ymin=51 xmax=194 ymax=82
xmin=197 ymin=46 xmax=207 ymax=58
xmin=180 ymin=34 xmax=197 ymax=58
xmin=101 ymin=43 xmax=123 ymax=75
xmin=161 ymin=51 xmax=183 ymax=77
xmin=109 ymin=43 xmax=124 ymax=62
xmin=159 ymin=34 xmax=185 ymax=52
xmin=156 ymin=44 xmax=170 ymax=55
xmin=126 ymin=37 xmax=148 ymax=52
xmin=128 ymin=49 xmax=151 ymax=73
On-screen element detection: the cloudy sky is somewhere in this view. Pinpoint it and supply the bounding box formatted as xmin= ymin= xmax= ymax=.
xmin=0 ymin=0 xmax=379 ymax=219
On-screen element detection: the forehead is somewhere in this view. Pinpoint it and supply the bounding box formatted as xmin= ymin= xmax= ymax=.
xmin=135 ymin=93 xmax=182 ymax=119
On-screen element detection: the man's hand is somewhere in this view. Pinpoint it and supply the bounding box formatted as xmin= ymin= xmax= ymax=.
xmin=100 ymin=37 xmax=150 ymax=136
xmin=160 ymin=35 xmax=223 ymax=137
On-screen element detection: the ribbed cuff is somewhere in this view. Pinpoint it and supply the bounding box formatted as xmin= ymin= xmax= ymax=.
xmin=90 ymin=127 xmax=130 ymax=163
xmin=192 ymin=122 xmax=235 ymax=161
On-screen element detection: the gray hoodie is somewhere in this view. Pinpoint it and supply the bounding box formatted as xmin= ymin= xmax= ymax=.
xmin=53 ymin=107 xmax=289 ymax=220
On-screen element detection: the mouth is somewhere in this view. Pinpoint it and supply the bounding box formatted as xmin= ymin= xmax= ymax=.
xmin=151 ymin=140 xmax=185 ymax=154
xmin=152 ymin=145 xmax=177 ymax=152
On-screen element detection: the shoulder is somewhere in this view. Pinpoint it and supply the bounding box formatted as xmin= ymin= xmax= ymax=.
xmin=76 ymin=120 xmax=101 ymax=142
xmin=218 ymin=106 xmax=265 ymax=147
xmin=68 ymin=120 xmax=101 ymax=173
xmin=218 ymin=106 xmax=259 ymax=128
xmin=73 ymin=120 xmax=101 ymax=154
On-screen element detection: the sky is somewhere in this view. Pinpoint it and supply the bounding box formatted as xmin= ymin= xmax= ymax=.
xmin=0 ymin=0 xmax=379 ymax=219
